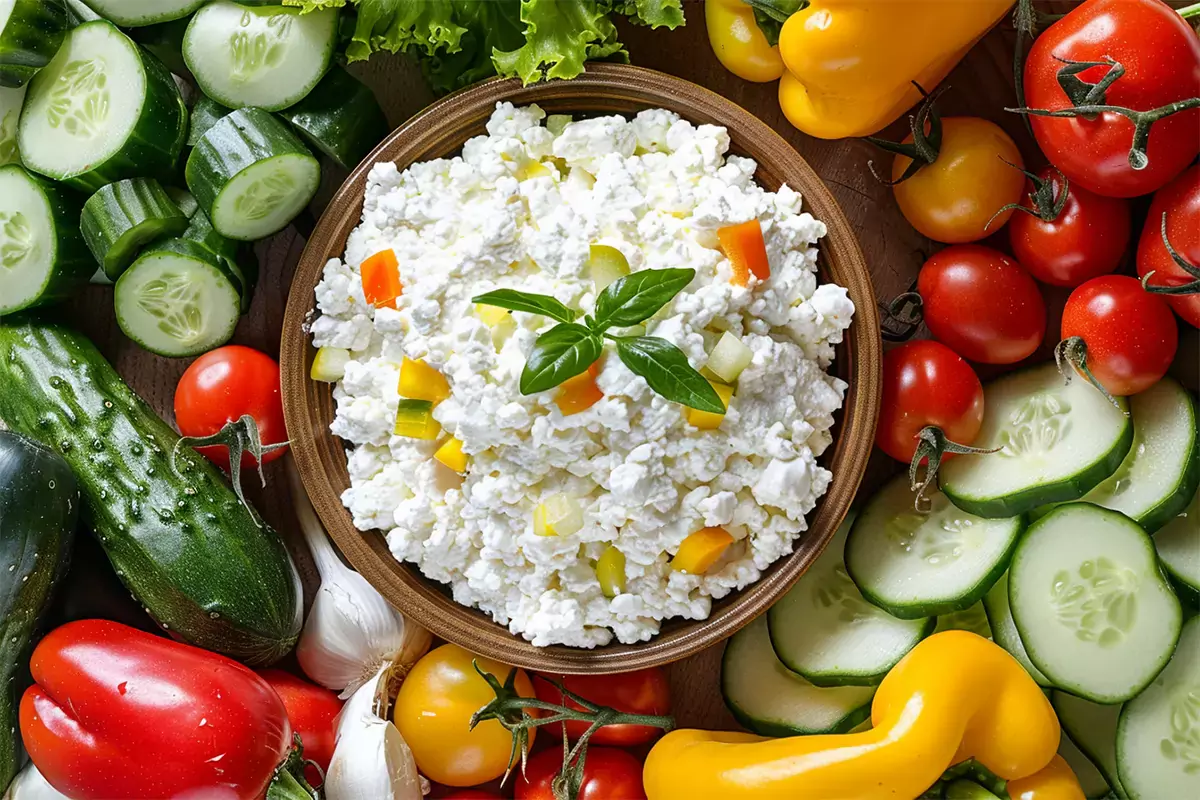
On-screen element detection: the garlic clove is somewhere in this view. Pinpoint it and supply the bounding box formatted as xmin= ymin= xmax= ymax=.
xmin=3 ymin=764 xmax=71 ymax=800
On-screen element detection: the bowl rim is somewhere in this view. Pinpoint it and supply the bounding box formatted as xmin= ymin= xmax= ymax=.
xmin=281 ymin=63 xmax=881 ymax=673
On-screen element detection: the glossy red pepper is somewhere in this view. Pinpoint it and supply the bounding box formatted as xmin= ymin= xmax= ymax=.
xmin=19 ymin=620 xmax=311 ymax=800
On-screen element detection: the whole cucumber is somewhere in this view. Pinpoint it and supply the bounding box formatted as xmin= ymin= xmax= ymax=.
xmin=0 ymin=319 xmax=302 ymax=665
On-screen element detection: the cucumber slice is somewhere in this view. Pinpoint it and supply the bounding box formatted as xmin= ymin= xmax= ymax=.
xmin=186 ymin=107 xmax=319 ymax=241
xmin=768 ymin=512 xmax=932 ymax=687
xmin=0 ymin=164 xmax=92 ymax=314
xmin=1154 ymin=484 xmax=1199 ymax=602
xmin=933 ymin=601 xmax=992 ymax=639
xmin=18 ymin=20 xmax=187 ymax=191
xmin=1010 ymin=504 xmax=1182 ymax=704
xmin=845 ymin=474 xmax=1024 ymax=619
xmin=183 ymin=2 xmax=337 ymax=112
xmin=81 ymin=178 xmax=188 ymax=280
xmin=0 ymin=82 xmax=23 ymax=165
xmin=982 ymin=572 xmax=1051 ymax=686
xmin=1116 ymin=615 xmax=1200 ymax=800
xmin=940 ymin=363 xmax=1133 ymax=518
xmin=0 ymin=0 xmax=69 ymax=88
xmin=721 ymin=616 xmax=875 ymax=736
xmin=114 ymin=238 xmax=241 ymax=357
xmin=83 ymin=0 xmax=207 ymax=27
xmin=1054 ymin=691 xmax=1129 ymax=800
xmin=187 ymin=93 xmax=230 ymax=147
xmin=65 ymin=0 xmax=101 ymax=24
xmin=181 ymin=207 xmax=256 ymax=312
xmin=942 ymin=781 xmax=1002 ymax=800
xmin=1061 ymin=730 xmax=1115 ymax=800
xmin=278 ymin=66 xmax=388 ymax=170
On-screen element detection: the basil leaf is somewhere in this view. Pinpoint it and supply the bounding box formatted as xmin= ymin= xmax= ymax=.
xmin=472 ymin=289 xmax=578 ymax=324
xmin=615 ymin=336 xmax=725 ymax=413
xmin=593 ymin=268 xmax=695 ymax=330
xmin=520 ymin=323 xmax=603 ymax=395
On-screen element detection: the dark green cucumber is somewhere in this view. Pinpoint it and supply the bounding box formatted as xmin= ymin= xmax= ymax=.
xmin=165 ymin=185 xmax=198 ymax=218
xmin=0 ymin=431 xmax=78 ymax=792
xmin=279 ymin=66 xmax=389 ymax=170
xmin=186 ymin=107 xmax=320 ymax=241
xmin=18 ymin=20 xmax=187 ymax=192
xmin=0 ymin=320 xmax=302 ymax=665
xmin=182 ymin=208 xmax=257 ymax=312
xmin=187 ymin=94 xmax=231 ymax=147
xmin=81 ymin=177 xmax=189 ymax=280
xmin=0 ymin=0 xmax=69 ymax=88
xmin=63 ymin=0 xmax=100 ymax=25
xmin=0 ymin=82 xmax=24 ymax=166
xmin=130 ymin=15 xmax=191 ymax=79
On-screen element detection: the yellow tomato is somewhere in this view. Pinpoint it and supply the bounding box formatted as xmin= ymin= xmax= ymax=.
xmin=705 ymin=0 xmax=784 ymax=83
xmin=393 ymin=643 xmax=536 ymax=787
xmin=891 ymin=117 xmax=1025 ymax=244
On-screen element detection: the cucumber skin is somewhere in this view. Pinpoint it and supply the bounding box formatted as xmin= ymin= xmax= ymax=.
xmin=81 ymin=177 xmax=189 ymax=280
xmin=0 ymin=165 xmax=94 ymax=315
xmin=0 ymin=431 xmax=77 ymax=792
xmin=279 ymin=66 xmax=389 ymax=170
xmin=1138 ymin=388 xmax=1199 ymax=534
xmin=182 ymin=209 xmax=257 ymax=312
xmin=86 ymin=0 xmax=206 ymax=27
xmin=0 ymin=320 xmax=302 ymax=665
xmin=131 ymin=16 xmax=192 ymax=79
xmin=187 ymin=94 xmax=231 ymax=148
xmin=0 ymin=0 xmax=69 ymax=88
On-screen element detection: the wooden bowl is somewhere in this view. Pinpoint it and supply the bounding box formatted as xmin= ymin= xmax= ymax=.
xmin=281 ymin=64 xmax=881 ymax=673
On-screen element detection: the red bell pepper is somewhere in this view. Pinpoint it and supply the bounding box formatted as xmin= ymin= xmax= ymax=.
xmin=258 ymin=669 xmax=344 ymax=788
xmin=19 ymin=620 xmax=313 ymax=800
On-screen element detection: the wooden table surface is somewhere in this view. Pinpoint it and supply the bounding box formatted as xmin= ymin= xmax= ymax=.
xmin=52 ymin=3 xmax=1199 ymax=737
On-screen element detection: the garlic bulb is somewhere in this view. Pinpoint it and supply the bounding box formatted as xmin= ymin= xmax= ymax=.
xmin=288 ymin=464 xmax=432 ymax=698
xmin=3 ymin=764 xmax=70 ymax=800
xmin=323 ymin=664 xmax=425 ymax=800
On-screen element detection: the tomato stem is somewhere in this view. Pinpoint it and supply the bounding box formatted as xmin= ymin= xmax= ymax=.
xmin=266 ymin=738 xmax=319 ymax=800
xmin=986 ymin=162 xmax=1070 ymax=231
xmin=880 ymin=291 xmax=924 ymax=342
xmin=1054 ymin=55 xmax=1125 ymax=112
xmin=863 ymin=83 xmax=949 ymax=186
xmin=1178 ymin=2 xmax=1200 ymax=20
xmin=173 ymin=414 xmax=289 ymax=524
xmin=1142 ymin=212 xmax=1200 ymax=296
xmin=1053 ymin=336 xmax=1125 ymax=413
xmin=908 ymin=426 xmax=999 ymax=511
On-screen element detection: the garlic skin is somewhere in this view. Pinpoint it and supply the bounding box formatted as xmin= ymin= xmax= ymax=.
xmin=3 ymin=764 xmax=70 ymax=800
xmin=288 ymin=464 xmax=432 ymax=697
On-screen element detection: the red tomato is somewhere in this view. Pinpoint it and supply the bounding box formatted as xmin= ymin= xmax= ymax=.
xmin=1137 ymin=164 xmax=1200 ymax=328
xmin=916 ymin=245 xmax=1047 ymax=364
xmin=1008 ymin=167 xmax=1131 ymax=287
xmin=515 ymin=747 xmax=646 ymax=800
xmin=258 ymin=669 xmax=343 ymax=788
xmin=1060 ymin=275 xmax=1178 ymax=397
xmin=438 ymin=792 xmax=502 ymax=799
xmin=533 ymin=669 xmax=670 ymax=747
xmin=1023 ymin=0 xmax=1200 ymax=198
xmin=877 ymin=341 xmax=985 ymax=465
xmin=174 ymin=345 xmax=288 ymax=470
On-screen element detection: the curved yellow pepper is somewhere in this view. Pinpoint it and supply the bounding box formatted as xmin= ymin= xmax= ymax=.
xmin=643 ymin=631 xmax=1078 ymax=800
xmin=705 ymin=0 xmax=784 ymax=83
xmin=776 ymin=0 xmax=1014 ymax=139
xmin=1008 ymin=755 xmax=1086 ymax=800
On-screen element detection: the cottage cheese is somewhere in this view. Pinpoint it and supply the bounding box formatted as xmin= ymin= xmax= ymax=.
xmin=311 ymin=103 xmax=854 ymax=647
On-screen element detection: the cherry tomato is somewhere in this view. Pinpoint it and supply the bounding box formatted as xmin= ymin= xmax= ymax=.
xmin=515 ymin=747 xmax=646 ymax=800
xmin=257 ymin=669 xmax=343 ymax=788
xmin=174 ymin=345 xmax=288 ymax=470
xmin=533 ymin=668 xmax=670 ymax=747
xmin=1137 ymin=164 xmax=1200 ymax=328
xmin=1060 ymin=275 xmax=1178 ymax=397
xmin=1008 ymin=167 xmax=1131 ymax=287
xmin=916 ymin=245 xmax=1047 ymax=364
xmin=891 ymin=117 xmax=1025 ymax=244
xmin=1024 ymin=0 xmax=1200 ymax=198
xmin=393 ymin=644 xmax=536 ymax=787
xmin=877 ymin=341 xmax=985 ymax=465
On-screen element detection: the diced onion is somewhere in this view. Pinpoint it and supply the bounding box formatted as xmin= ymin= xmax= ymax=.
xmin=588 ymin=244 xmax=630 ymax=291
xmin=311 ymin=347 xmax=351 ymax=383
xmin=534 ymin=493 xmax=584 ymax=537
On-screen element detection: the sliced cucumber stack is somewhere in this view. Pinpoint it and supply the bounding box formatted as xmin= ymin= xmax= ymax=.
xmin=940 ymin=363 xmax=1133 ymax=518
xmin=187 ymin=94 xmax=230 ymax=147
xmin=982 ymin=573 xmax=1051 ymax=686
xmin=845 ymin=475 xmax=1024 ymax=619
xmin=1116 ymin=615 xmax=1200 ymax=800
xmin=279 ymin=66 xmax=389 ymax=170
xmin=186 ymin=107 xmax=320 ymax=241
xmin=721 ymin=616 xmax=875 ymax=736
xmin=0 ymin=164 xmax=92 ymax=314
xmin=18 ymin=20 xmax=187 ymax=191
xmin=183 ymin=2 xmax=338 ymax=112
xmin=1054 ymin=691 xmax=1128 ymax=799
xmin=114 ymin=238 xmax=242 ymax=357
xmin=1010 ymin=504 xmax=1181 ymax=704
xmin=1060 ymin=732 xmax=1114 ymax=800
xmin=1154 ymin=485 xmax=1199 ymax=603
xmin=83 ymin=0 xmax=207 ymax=26
xmin=0 ymin=82 xmax=23 ymax=165
xmin=768 ymin=513 xmax=932 ymax=687
xmin=0 ymin=0 xmax=69 ymax=88
xmin=82 ymin=178 xmax=189 ymax=280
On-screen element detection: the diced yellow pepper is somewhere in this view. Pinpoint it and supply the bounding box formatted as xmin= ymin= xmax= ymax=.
xmin=588 ymin=244 xmax=630 ymax=290
xmin=555 ymin=365 xmax=604 ymax=416
xmin=393 ymin=399 xmax=441 ymax=439
xmin=596 ymin=545 xmax=626 ymax=597
xmin=533 ymin=493 xmax=583 ymax=537
xmin=398 ymin=357 xmax=451 ymax=405
xmin=434 ymin=437 xmax=468 ymax=473
xmin=311 ymin=347 xmax=350 ymax=382
xmin=517 ymin=161 xmax=555 ymax=181
xmin=476 ymin=304 xmax=517 ymax=349
xmin=686 ymin=381 xmax=734 ymax=430
xmin=671 ymin=527 xmax=735 ymax=574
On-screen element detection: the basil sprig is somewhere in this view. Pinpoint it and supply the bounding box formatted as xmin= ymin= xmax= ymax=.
xmin=472 ymin=268 xmax=726 ymax=413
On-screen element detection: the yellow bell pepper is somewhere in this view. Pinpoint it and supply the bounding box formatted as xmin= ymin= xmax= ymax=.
xmin=705 ymin=0 xmax=784 ymax=83
xmin=1007 ymin=755 xmax=1086 ymax=800
xmin=671 ymin=527 xmax=735 ymax=574
xmin=776 ymin=0 xmax=1014 ymax=139
xmin=643 ymin=631 xmax=1077 ymax=800
xmin=434 ymin=437 xmax=468 ymax=473
xmin=398 ymin=357 xmax=451 ymax=405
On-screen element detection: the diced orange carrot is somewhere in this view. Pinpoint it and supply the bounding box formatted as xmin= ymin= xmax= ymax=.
xmin=555 ymin=362 xmax=604 ymax=416
xmin=361 ymin=249 xmax=402 ymax=309
xmin=717 ymin=220 xmax=770 ymax=286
